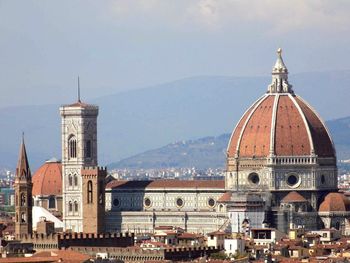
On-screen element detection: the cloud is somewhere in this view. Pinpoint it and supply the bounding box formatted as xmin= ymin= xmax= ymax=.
xmin=105 ymin=0 xmax=350 ymax=34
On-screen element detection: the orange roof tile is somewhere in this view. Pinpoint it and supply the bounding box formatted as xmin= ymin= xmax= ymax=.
xmin=227 ymin=94 xmax=335 ymax=159
xmin=281 ymin=191 xmax=307 ymax=203
xmin=319 ymin=192 xmax=350 ymax=212
xmin=217 ymin=192 xmax=232 ymax=202
xmin=106 ymin=179 xmax=225 ymax=189
xmin=32 ymin=160 xmax=62 ymax=196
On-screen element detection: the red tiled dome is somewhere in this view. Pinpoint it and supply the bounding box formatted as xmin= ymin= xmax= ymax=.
xmin=319 ymin=193 xmax=350 ymax=212
xmin=281 ymin=191 xmax=307 ymax=203
xmin=32 ymin=159 xmax=62 ymax=196
xmin=227 ymin=49 xmax=335 ymax=159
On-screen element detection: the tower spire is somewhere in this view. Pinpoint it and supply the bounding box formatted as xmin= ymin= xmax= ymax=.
xmin=78 ymin=76 xmax=81 ymax=103
xmin=267 ymin=48 xmax=293 ymax=94
xmin=16 ymin=134 xmax=31 ymax=179
xmin=14 ymin=134 xmax=33 ymax=236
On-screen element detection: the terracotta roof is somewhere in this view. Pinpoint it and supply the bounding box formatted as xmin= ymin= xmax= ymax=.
xmin=65 ymin=101 xmax=95 ymax=108
xmin=227 ymin=94 xmax=335 ymax=158
xmin=207 ymin=231 xmax=226 ymax=236
xmin=106 ymin=179 xmax=225 ymax=190
xmin=281 ymin=191 xmax=307 ymax=203
xmin=217 ymin=192 xmax=232 ymax=202
xmin=0 ymin=257 xmax=57 ymax=263
xmin=178 ymin=233 xmax=202 ymax=239
xmin=32 ymin=160 xmax=62 ymax=196
xmin=319 ymin=192 xmax=350 ymax=212
xmin=33 ymin=250 xmax=91 ymax=262
xmin=295 ymin=97 xmax=335 ymax=157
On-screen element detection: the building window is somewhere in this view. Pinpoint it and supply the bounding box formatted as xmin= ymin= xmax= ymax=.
xmin=321 ymin=174 xmax=326 ymax=184
xmin=248 ymin=172 xmax=260 ymax=185
xmin=176 ymin=197 xmax=184 ymax=208
xmin=113 ymin=198 xmax=120 ymax=207
xmin=68 ymin=175 xmax=73 ymax=186
xmin=99 ymin=180 xmax=104 ymax=205
xmin=69 ymin=201 xmax=73 ymax=212
xmin=21 ymin=212 xmax=26 ymax=223
xmin=74 ymin=175 xmax=78 ymax=186
xmin=144 ymin=197 xmax=152 ymax=208
xmin=208 ymin=198 xmax=216 ymax=208
xmin=87 ymin=180 xmax=93 ymax=204
xmin=74 ymin=201 xmax=79 ymax=214
xmin=85 ymin=140 xmax=92 ymax=158
xmin=287 ymin=173 xmax=300 ymax=187
xmin=48 ymin=196 xmax=56 ymax=209
xmin=68 ymin=135 xmax=77 ymax=159
xmin=20 ymin=193 xmax=25 ymax=206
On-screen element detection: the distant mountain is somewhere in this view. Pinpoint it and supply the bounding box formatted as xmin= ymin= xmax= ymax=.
xmin=109 ymin=117 xmax=350 ymax=169
xmin=109 ymin=134 xmax=230 ymax=169
xmin=0 ymin=71 xmax=349 ymax=170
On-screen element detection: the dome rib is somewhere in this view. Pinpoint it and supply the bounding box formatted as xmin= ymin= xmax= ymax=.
xmin=238 ymin=95 xmax=274 ymax=157
xmin=269 ymin=94 xmax=280 ymax=155
xmin=235 ymin=95 xmax=268 ymax=157
xmin=288 ymin=94 xmax=315 ymax=155
xmin=294 ymin=96 xmax=336 ymax=158
xmin=227 ymin=94 xmax=267 ymax=157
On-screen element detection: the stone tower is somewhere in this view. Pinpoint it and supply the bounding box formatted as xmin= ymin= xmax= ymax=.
xmin=60 ymin=100 xmax=98 ymax=232
xmin=81 ymin=167 xmax=106 ymax=233
xmin=15 ymin=136 xmax=33 ymax=236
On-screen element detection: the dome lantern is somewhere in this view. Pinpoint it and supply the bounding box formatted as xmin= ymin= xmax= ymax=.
xmin=268 ymin=48 xmax=293 ymax=94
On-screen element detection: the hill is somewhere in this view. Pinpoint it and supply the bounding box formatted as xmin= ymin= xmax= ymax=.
xmin=109 ymin=117 xmax=350 ymax=169
xmin=0 ymin=71 xmax=349 ymax=170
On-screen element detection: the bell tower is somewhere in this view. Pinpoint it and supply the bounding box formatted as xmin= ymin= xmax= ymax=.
xmin=14 ymin=136 xmax=33 ymax=237
xmin=60 ymin=99 xmax=98 ymax=232
xmin=81 ymin=167 xmax=106 ymax=233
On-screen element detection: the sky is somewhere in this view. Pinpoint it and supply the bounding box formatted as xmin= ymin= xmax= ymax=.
xmin=1 ymin=0 xmax=350 ymax=108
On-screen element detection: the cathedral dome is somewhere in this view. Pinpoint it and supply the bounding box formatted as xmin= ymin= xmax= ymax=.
xmin=319 ymin=193 xmax=350 ymax=212
xmin=32 ymin=159 xmax=62 ymax=196
xmin=227 ymin=49 xmax=335 ymax=159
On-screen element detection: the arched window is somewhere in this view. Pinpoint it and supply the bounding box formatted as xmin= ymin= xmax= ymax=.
xmin=74 ymin=201 xmax=79 ymax=214
xmin=68 ymin=201 xmax=73 ymax=212
xmin=48 ymin=196 xmax=56 ymax=209
xmin=74 ymin=175 xmax=78 ymax=186
xmin=85 ymin=140 xmax=92 ymax=158
xmin=99 ymin=180 xmax=104 ymax=205
xmin=68 ymin=175 xmax=73 ymax=186
xmin=68 ymin=135 xmax=77 ymax=159
xmin=20 ymin=193 xmax=25 ymax=206
xmin=87 ymin=180 xmax=93 ymax=204
xmin=16 ymin=213 xmax=18 ymax=222
xmin=21 ymin=212 xmax=26 ymax=223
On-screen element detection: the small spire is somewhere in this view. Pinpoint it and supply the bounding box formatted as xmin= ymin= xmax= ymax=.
xmin=77 ymin=76 xmax=81 ymax=103
xmin=267 ymin=48 xmax=293 ymax=94
xmin=16 ymin=134 xmax=31 ymax=179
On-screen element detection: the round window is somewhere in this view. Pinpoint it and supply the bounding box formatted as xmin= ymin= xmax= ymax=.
xmin=248 ymin=173 xmax=260 ymax=185
xmin=208 ymin=198 xmax=215 ymax=208
xmin=176 ymin=198 xmax=184 ymax=208
xmin=321 ymin=175 xmax=326 ymax=184
xmin=113 ymin=198 xmax=120 ymax=207
xmin=144 ymin=197 xmax=151 ymax=208
xmin=287 ymin=174 xmax=299 ymax=187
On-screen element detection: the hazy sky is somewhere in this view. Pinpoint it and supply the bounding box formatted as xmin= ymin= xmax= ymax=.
xmin=1 ymin=0 xmax=350 ymax=108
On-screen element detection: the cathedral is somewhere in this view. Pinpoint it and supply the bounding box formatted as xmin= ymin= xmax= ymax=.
xmin=16 ymin=49 xmax=341 ymax=237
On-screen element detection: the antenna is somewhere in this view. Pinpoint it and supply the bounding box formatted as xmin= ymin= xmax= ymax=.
xmin=78 ymin=76 xmax=81 ymax=102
